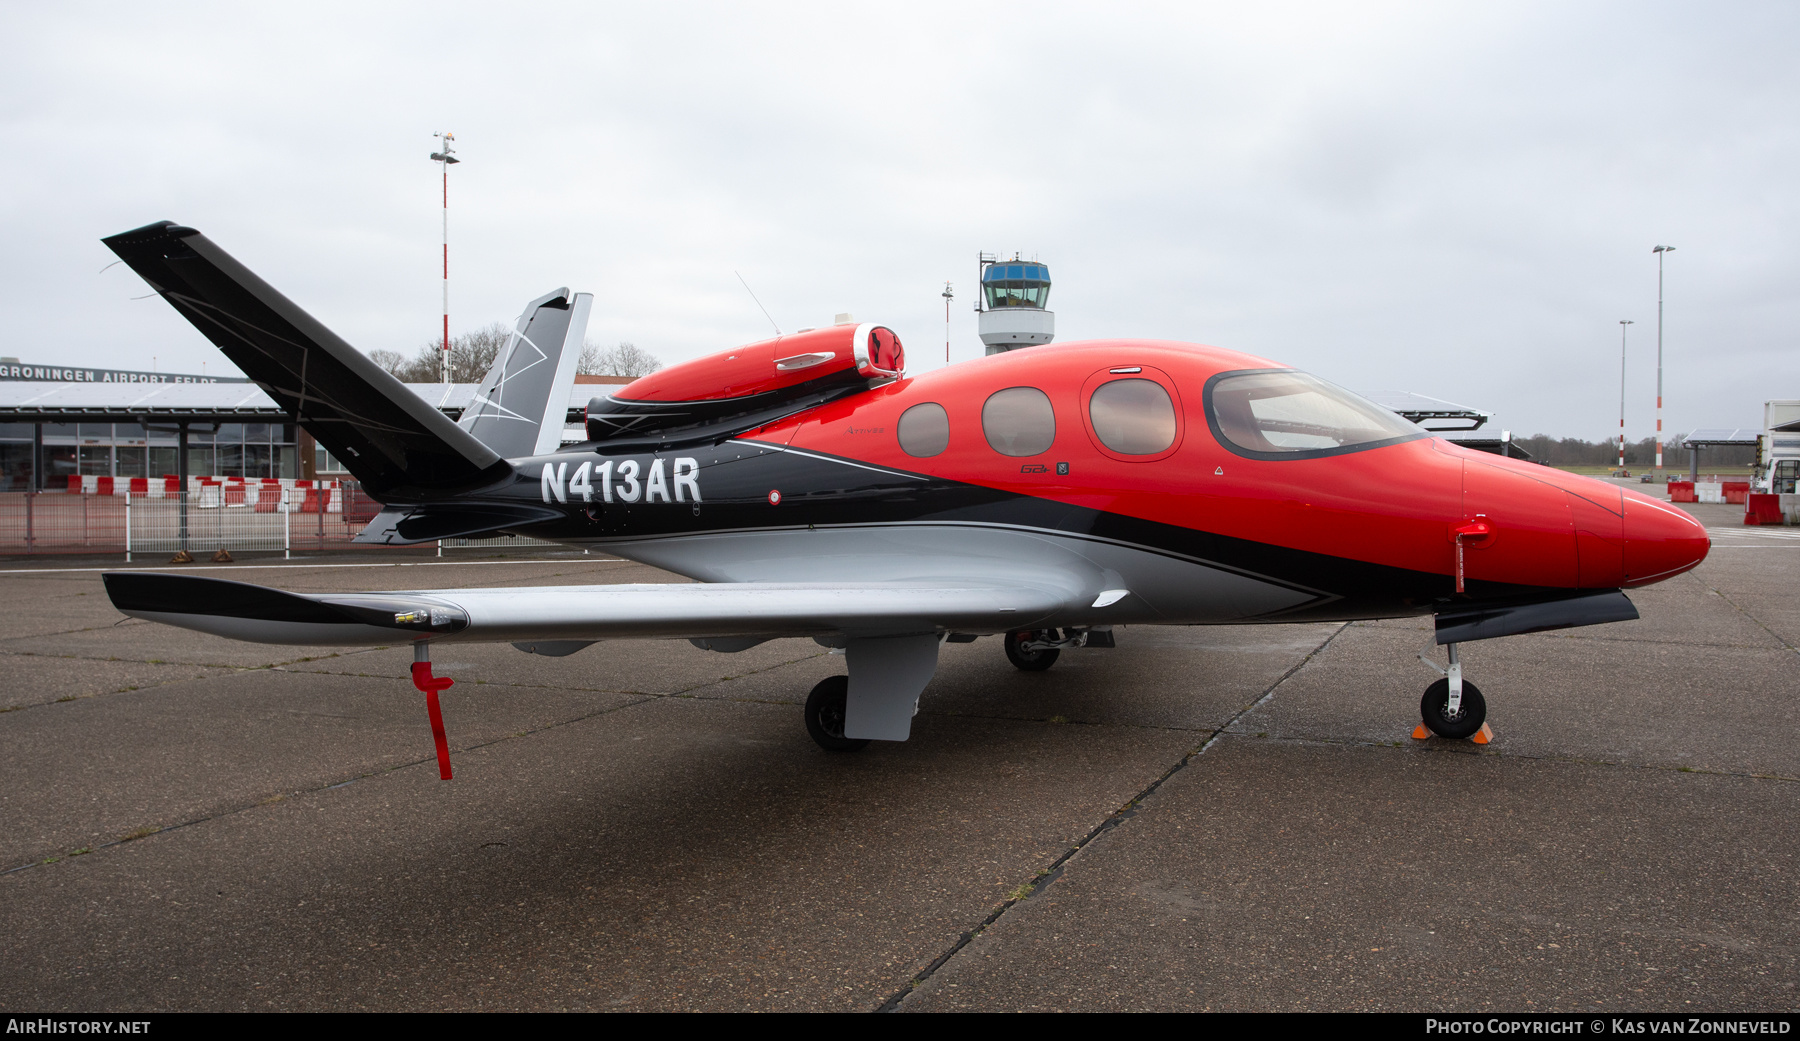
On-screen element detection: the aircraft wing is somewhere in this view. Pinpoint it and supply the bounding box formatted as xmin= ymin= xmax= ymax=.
xmin=103 ymin=571 xmax=1075 ymax=744
xmin=101 ymin=572 xmax=1070 ymax=647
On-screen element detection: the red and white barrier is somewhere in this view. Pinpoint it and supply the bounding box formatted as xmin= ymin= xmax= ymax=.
xmin=1673 ymin=481 xmax=1750 ymax=505
xmin=1746 ymin=492 xmax=1800 ymax=526
xmin=70 ymin=475 xmax=343 ymax=513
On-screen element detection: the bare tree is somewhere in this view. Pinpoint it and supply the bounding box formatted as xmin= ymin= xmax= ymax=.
xmin=367 ymin=348 xmax=409 ymax=377
xmin=368 ymin=326 xmax=661 ymax=382
xmin=1504 ymin=432 xmax=1750 ymax=467
xmin=366 ymin=322 xmax=514 ymax=383
xmin=579 ymin=340 xmax=662 ymax=377
xmin=443 ymin=322 xmax=511 ymax=383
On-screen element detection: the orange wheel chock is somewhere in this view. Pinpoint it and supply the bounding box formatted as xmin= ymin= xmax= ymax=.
xmin=1411 ymin=721 xmax=1495 ymax=744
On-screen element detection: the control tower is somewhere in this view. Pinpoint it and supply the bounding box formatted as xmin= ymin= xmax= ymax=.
xmin=976 ymin=253 xmax=1054 ymax=354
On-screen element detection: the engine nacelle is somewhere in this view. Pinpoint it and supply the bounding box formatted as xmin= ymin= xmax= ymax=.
xmin=585 ymin=323 xmax=903 ymax=446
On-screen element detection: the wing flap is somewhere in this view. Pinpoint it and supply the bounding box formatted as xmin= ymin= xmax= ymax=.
xmin=102 ymin=572 xmax=1068 ymax=646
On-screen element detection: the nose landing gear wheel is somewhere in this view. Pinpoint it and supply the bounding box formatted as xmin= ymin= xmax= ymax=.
xmin=1005 ymin=630 xmax=1060 ymax=671
xmin=1420 ymin=678 xmax=1486 ymax=740
xmin=805 ymin=675 xmax=868 ymax=753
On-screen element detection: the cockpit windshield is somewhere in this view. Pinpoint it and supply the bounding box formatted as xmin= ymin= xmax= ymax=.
xmin=1207 ymin=370 xmax=1421 ymax=458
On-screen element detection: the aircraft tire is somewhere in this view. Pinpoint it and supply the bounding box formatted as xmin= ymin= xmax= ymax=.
xmin=805 ymin=675 xmax=869 ymax=753
xmin=1004 ymin=630 xmax=1060 ymax=671
xmin=1419 ymin=678 xmax=1486 ymax=739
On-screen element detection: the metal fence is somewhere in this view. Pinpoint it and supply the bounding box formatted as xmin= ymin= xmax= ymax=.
xmin=0 ymin=488 xmax=379 ymax=557
xmin=0 ymin=488 xmax=570 ymax=558
xmin=126 ymin=495 xmax=289 ymax=555
xmin=130 ymin=490 xmax=369 ymax=559
xmin=0 ymin=493 xmax=127 ymax=554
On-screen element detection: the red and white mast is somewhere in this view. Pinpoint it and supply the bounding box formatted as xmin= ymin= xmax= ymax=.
xmin=1652 ymin=245 xmax=1674 ymax=482
xmin=430 ymin=132 xmax=460 ymax=383
xmin=1617 ymin=319 xmax=1632 ymax=472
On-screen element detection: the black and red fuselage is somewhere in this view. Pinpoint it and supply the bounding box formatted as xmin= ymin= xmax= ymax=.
xmin=488 ymin=327 xmax=1708 ymax=629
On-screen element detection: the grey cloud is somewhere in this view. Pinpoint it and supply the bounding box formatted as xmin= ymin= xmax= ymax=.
xmin=2 ymin=1 xmax=1795 ymax=439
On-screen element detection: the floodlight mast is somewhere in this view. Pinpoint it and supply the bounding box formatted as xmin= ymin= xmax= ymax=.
xmin=1618 ymin=320 xmax=1634 ymax=472
xmin=1653 ymin=245 xmax=1675 ymax=481
xmin=430 ymin=132 xmax=461 ymax=384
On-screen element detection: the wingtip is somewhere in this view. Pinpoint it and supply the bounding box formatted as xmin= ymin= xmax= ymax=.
xmin=101 ymin=221 xmax=197 ymax=247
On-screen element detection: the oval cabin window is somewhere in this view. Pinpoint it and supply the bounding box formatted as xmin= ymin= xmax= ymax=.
xmin=897 ymin=402 xmax=950 ymax=457
xmin=982 ymin=387 xmax=1056 ymax=457
xmin=1089 ymin=379 xmax=1176 ymax=455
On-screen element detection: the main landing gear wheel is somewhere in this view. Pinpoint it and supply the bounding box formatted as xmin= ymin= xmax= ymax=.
xmin=1005 ymin=630 xmax=1060 ymax=671
xmin=1420 ymin=678 xmax=1487 ymax=740
xmin=805 ymin=675 xmax=868 ymax=753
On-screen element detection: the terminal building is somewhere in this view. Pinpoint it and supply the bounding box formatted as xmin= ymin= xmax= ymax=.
xmin=0 ymin=368 xmax=628 ymax=492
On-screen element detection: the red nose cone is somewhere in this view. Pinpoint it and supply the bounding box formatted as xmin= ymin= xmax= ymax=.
xmin=1621 ymin=491 xmax=1710 ymax=587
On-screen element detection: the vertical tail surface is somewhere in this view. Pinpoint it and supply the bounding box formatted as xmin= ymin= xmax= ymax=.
xmin=458 ymin=288 xmax=592 ymax=459
xmin=101 ymin=221 xmax=506 ymax=499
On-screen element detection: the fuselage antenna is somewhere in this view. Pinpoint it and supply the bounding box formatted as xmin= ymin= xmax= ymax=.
xmin=735 ymin=271 xmax=781 ymax=336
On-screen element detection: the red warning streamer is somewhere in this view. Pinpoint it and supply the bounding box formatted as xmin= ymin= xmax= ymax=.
xmin=410 ymin=661 xmax=455 ymax=780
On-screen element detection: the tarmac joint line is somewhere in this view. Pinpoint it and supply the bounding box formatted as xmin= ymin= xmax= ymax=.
xmin=1704 ymin=584 xmax=1800 ymax=659
xmin=0 ymin=648 xmax=836 ymax=876
xmin=0 ymin=686 xmax=664 ymax=878
xmin=0 ymin=647 xmax=391 ymax=715
xmin=876 ymin=621 xmax=1351 ymax=1013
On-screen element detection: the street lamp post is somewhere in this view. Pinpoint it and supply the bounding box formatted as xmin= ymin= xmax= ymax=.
xmin=941 ymin=281 xmax=954 ymax=364
xmin=1618 ymin=319 xmax=1633 ymax=473
xmin=1652 ymin=244 xmax=1675 ymax=481
xmin=430 ymin=132 xmax=460 ymax=384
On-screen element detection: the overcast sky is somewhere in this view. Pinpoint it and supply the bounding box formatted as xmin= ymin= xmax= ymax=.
xmin=5 ymin=2 xmax=1795 ymax=439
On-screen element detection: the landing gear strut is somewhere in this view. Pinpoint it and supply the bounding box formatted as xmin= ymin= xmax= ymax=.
xmin=1005 ymin=630 xmax=1061 ymax=671
xmin=1416 ymin=640 xmax=1488 ymax=740
xmin=804 ymin=675 xmax=869 ymax=753
xmin=1003 ymin=627 xmax=1114 ymax=670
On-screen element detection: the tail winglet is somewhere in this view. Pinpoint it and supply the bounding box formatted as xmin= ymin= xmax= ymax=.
xmin=101 ymin=221 xmax=506 ymax=500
